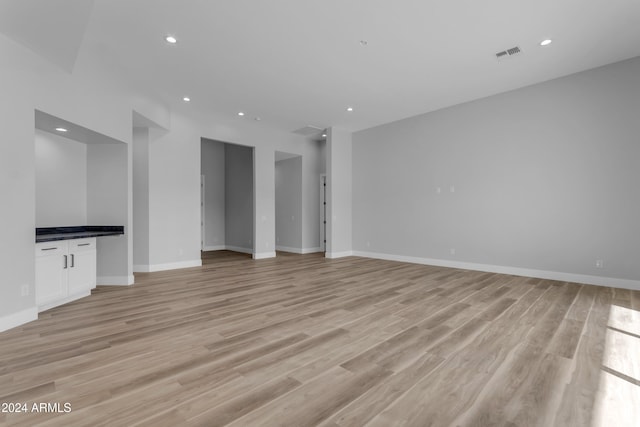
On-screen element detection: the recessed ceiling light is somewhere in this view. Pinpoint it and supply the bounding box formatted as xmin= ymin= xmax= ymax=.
xmin=322 ymin=133 xmax=327 ymax=138
xmin=165 ymin=35 xmax=177 ymax=44
xmin=346 ymin=107 xmax=354 ymax=112
xmin=540 ymin=39 xmax=552 ymax=46
xmin=238 ymin=112 xmax=245 ymax=116
xmin=183 ymin=97 xmax=190 ymax=102
xmin=55 ymin=127 xmax=67 ymax=132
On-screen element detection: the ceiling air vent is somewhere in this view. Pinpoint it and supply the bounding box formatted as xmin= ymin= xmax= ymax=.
xmin=496 ymin=46 xmax=522 ymax=60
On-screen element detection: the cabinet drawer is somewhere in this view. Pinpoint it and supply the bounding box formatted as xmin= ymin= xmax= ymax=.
xmin=69 ymin=238 xmax=96 ymax=252
xmin=35 ymin=242 xmax=66 ymax=257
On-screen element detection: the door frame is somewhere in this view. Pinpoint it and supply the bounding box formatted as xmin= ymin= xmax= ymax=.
xmin=200 ymin=174 xmax=205 ymax=251
xmin=320 ymin=174 xmax=326 ymax=252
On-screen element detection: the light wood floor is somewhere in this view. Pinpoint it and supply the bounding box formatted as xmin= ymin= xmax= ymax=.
xmin=1 ymin=251 xmax=639 ymax=426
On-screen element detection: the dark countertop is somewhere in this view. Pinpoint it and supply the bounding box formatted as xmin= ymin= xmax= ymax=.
xmin=36 ymin=226 xmax=125 ymax=243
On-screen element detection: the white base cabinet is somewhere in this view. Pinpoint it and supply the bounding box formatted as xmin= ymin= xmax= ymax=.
xmin=35 ymin=238 xmax=96 ymax=311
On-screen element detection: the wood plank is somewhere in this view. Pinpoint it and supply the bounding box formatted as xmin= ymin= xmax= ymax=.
xmin=0 ymin=251 xmax=635 ymax=426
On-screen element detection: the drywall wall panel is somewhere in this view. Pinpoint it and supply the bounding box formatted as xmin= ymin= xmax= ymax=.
xmin=87 ymin=143 xmax=129 ymax=281
xmin=254 ymin=146 xmax=275 ymax=258
xmin=201 ymin=139 xmax=226 ymax=249
xmin=132 ymin=127 xmax=149 ymax=266
xmin=326 ymin=127 xmax=352 ymax=256
xmin=353 ymin=56 xmax=640 ymax=283
xmin=301 ymin=139 xmax=323 ymax=251
xmin=225 ymin=143 xmax=254 ymax=251
xmin=275 ymin=156 xmax=302 ymax=250
xmin=35 ymin=129 xmax=87 ymax=227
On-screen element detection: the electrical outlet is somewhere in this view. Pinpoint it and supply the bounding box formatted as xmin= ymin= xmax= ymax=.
xmin=596 ymin=259 xmax=604 ymax=269
xmin=450 ymin=248 xmax=456 ymax=255
xmin=367 ymin=241 xmax=371 ymax=248
xmin=450 ymin=185 xmax=455 ymax=193
xmin=21 ymin=284 xmax=29 ymax=297
xmin=436 ymin=187 xmax=441 ymax=194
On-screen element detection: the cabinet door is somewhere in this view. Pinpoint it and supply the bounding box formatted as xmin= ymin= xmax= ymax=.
xmin=35 ymin=243 xmax=68 ymax=306
xmin=68 ymin=238 xmax=97 ymax=295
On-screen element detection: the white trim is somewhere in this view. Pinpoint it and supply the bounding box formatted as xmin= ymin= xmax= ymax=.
xmin=133 ymin=259 xmax=202 ymax=273
xmin=203 ymin=245 xmax=226 ymax=251
xmin=352 ymin=250 xmax=640 ymax=291
xmin=253 ymin=251 xmax=276 ymax=260
xmin=276 ymin=245 xmax=303 ymax=254
xmin=206 ymin=245 xmax=322 ymax=255
xmin=97 ymin=275 xmax=135 ymax=286
xmin=225 ymin=245 xmax=253 ymax=254
xmin=201 ymin=174 xmax=205 ymax=251
xmin=320 ymin=174 xmax=326 ymax=252
xmin=0 ymin=307 xmax=38 ymax=332
xmin=325 ymin=251 xmax=353 ymax=259
xmin=38 ymin=290 xmax=92 ymax=312
xmin=302 ymin=247 xmax=323 ymax=254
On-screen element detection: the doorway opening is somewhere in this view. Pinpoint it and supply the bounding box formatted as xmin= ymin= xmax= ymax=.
xmin=201 ymin=138 xmax=254 ymax=261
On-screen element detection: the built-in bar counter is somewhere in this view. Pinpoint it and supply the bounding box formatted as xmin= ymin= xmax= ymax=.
xmin=36 ymin=226 xmax=124 ymax=243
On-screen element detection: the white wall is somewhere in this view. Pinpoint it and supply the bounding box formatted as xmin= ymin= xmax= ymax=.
xmin=201 ymin=139 xmax=226 ymax=250
xmin=254 ymin=146 xmax=276 ymax=259
xmin=225 ymin=144 xmax=254 ymax=253
xmin=275 ymin=156 xmax=302 ymax=251
xmin=301 ymin=140 xmax=324 ymax=252
xmin=132 ymin=127 xmax=149 ymax=267
xmin=3 ymin=26 xmax=324 ymax=328
xmin=0 ymin=40 xmax=36 ymax=329
xmin=146 ymin=116 xmax=202 ymax=270
xmin=326 ymin=128 xmax=353 ymax=257
xmin=35 ymin=130 xmax=87 ymax=227
xmin=1 ymin=30 xmax=138 ymax=330
xmin=87 ymin=143 xmax=131 ymax=285
xmin=352 ymin=57 xmax=640 ymax=289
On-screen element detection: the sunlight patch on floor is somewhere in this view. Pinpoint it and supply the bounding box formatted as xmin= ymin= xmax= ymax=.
xmin=591 ymin=304 xmax=640 ymax=427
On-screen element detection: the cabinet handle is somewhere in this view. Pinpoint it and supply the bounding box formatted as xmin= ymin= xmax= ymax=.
xmin=71 ymin=254 xmax=75 ymax=268
xmin=42 ymin=247 xmax=57 ymax=251
xmin=78 ymin=243 xmax=91 ymax=247
xmin=63 ymin=255 xmax=68 ymax=269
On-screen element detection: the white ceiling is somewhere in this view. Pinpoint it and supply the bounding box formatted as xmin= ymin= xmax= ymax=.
xmin=3 ymin=0 xmax=640 ymax=133
xmin=0 ymin=0 xmax=94 ymax=73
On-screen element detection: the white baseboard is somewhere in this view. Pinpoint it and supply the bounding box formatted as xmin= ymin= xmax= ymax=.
xmin=276 ymin=245 xmax=299 ymax=253
xmin=253 ymin=251 xmax=276 ymax=260
xmin=203 ymin=245 xmax=226 ymax=251
xmin=325 ymin=251 xmax=354 ymax=259
xmin=302 ymin=247 xmax=323 ymax=254
xmin=97 ymin=275 xmax=135 ymax=286
xmin=225 ymin=245 xmax=253 ymax=254
xmin=276 ymin=245 xmax=303 ymax=254
xmin=352 ymin=250 xmax=640 ymax=291
xmin=38 ymin=290 xmax=92 ymax=312
xmin=275 ymin=246 xmax=324 ymax=254
xmin=134 ymin=259 xmax=202 ymax=273
xmin=0 ymin=307 xmax=38 ymax=332
xmin=207 ymin=245 xmax=323 ymax=255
